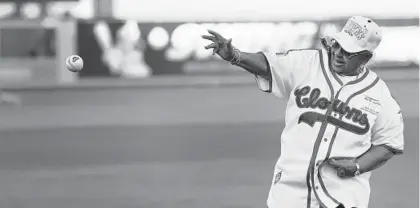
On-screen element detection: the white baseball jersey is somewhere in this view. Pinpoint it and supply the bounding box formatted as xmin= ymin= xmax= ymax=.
xmin=255 ymin=48 xmax=404 ymax=208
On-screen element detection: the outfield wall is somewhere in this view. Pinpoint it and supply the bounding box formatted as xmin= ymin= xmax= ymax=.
xmin=0 ymin=72 xmax=417 ymax=131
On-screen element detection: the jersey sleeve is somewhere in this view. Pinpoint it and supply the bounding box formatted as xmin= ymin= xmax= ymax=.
xmin=370 ymin=88 xmax=404 ymax=154
xmin=254 ymin=50 xmax=314 ymax=99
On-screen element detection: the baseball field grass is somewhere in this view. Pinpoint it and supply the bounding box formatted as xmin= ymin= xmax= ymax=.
xmin=0 ymin=75 xmax=417 ymax=208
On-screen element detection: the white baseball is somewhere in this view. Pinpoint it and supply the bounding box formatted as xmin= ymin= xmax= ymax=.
xmin=66 ymin=55 xmax=84 ymax=72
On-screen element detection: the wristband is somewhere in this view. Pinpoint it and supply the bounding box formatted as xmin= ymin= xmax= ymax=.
xmin=230 ymin=47 xmax=241 ymax=65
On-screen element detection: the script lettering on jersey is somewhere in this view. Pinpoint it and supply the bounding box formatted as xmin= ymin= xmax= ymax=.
xmin=294 ymin=86 xmax=370 ymax=135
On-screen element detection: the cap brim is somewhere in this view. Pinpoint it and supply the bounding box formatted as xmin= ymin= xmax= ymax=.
xmin=331 ymin=32 xmax=365 ymax=53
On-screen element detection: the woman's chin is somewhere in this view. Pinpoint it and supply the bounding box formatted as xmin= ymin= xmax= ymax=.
xmin=331 ymin=65 xmax=345 ymax=73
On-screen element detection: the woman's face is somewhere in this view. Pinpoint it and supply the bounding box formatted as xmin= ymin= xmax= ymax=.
xmin=330 ymin=39 xmax=370 ymax=76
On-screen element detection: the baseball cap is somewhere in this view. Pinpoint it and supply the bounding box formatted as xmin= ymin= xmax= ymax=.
xmin=329 ymin=16 xmax=382 ymax=53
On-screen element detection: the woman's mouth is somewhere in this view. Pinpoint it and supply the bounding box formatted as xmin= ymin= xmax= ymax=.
xmin=334 ymin=58 xmax=345 ymax=65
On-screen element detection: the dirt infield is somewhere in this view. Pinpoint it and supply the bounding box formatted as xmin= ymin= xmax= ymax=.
xmin=0 ymin=76 xmax=418 ymax=208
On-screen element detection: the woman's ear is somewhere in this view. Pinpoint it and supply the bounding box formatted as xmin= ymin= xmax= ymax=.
xmin=363 ymin=52 xmax=373 ymax=65
xmin=320 ymin=37 xmax=332 ymax=52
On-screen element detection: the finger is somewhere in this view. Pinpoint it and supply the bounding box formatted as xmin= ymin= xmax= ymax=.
xmin=331 ymin=157 xmax=352 ymax=161
xmin=202 ymin=35 xmax=217 ymax=42
xmin=328 ymin=159 xmax=341 ymax=168
xmin=330 ymin=158 xmax=353 ymax=165
xmin=212 ymin=47 xmax=219 ymax=55
xmin=328 ymin=158 xmax=336 ymax=163
xmin=226 ymin=38 xmax=233 ymax=52
xmin=208 ymin=29 xmax=224 ymax=40
xmin=204 ymin=43 xmax=218 ymax=50
xmin=204 ymin=43 xmax=219 ymax=50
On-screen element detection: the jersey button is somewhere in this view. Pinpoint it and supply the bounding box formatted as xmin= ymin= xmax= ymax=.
xmin=324 ymin=138 xmax=328 ymax=142
xmin=315 ymin=186 xmax=319 ymax=190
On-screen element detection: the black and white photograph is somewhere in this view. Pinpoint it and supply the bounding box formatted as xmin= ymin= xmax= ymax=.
xmin=0 ymin=0 xmax=418 ymax=208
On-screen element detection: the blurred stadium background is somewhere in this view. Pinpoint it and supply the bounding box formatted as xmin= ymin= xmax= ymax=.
xmin=0 ymin=0 xmax=418 ymax=208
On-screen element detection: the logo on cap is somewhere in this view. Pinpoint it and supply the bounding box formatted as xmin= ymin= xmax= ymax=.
xmin=343 ymin=20 xmax=368 ymax=40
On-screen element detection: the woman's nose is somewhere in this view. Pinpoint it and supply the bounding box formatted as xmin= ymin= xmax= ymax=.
xmin=335 ymin=48 xmax=344 ymax=57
